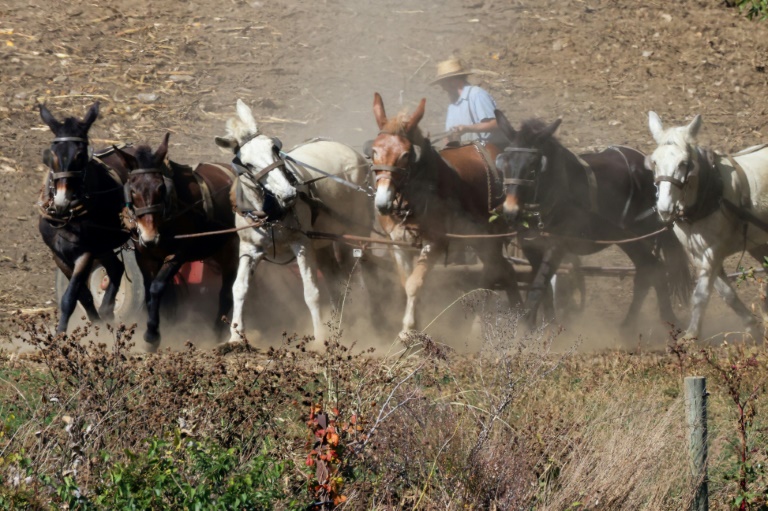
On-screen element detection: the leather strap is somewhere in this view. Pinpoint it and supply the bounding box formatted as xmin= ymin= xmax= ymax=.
xmin=191 ymin=169 xmax=215 ymax=222
xmin=575 ymin=154 xmax=599 ymax=213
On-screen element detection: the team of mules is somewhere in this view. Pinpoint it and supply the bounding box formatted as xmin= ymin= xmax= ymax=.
xmin=37 ymin=97 xmax=768 ymax=349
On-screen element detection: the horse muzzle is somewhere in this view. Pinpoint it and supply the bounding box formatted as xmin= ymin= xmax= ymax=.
xmin=502 ymin=195 xmax=520 ymax=223
xmin=375 ymin=183 xmax=395 ymax=215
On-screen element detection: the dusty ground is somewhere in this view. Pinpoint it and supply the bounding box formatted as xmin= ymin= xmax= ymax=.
xmin=1 ymin=0 xmax=768 ymax=351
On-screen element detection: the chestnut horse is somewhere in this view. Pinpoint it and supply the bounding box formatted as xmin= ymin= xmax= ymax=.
xmin=38 ymin=102 xmax=133 ymax=334
xmin=494 ymin=110 xmax=692 ymax=329
xmin=114 ymin=134 xmax=239 ymax=349
xmin=369 ymin=93 xmax=521 ymax=334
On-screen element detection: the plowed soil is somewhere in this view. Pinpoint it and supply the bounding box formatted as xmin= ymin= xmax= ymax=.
xmin=2 ymin=0 xmax=768 ymax=350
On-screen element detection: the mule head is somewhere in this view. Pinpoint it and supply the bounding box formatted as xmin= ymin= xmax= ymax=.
xmin=369 ymin=92 xmax=426 ymax=215
xmin=215 ymin=99 xmax=297 ymax=218
xmin=39 ymin=102 xmax=99 ymax=215
xmin=646 ymin=112 xmax=703 ymax=222
xmin=116 ymin=133 xmax=173 ymax=247
xmin=495 ymin=112 xmax=560 ymax=223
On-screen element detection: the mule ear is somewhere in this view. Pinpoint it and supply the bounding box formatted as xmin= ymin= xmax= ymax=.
xmin=644 ymin=153 xmax=654 ymax=172
xmin=39 ymin=104 xmax=61 ymax=132
xmin=215 ymin=136 xmax=238 ymax=152
xmin=373 ymin=92 xmax=388 ymax=130
xmin=412 ymin=144 xmax=422 ymax=162
xmin=82 ymin=101 xmax=100 ymax=129
xmin=112 ymin=145 xmax=138 ymax=170
xmin=494 ymin=109 xmax=516 ymax=140
xmin=155 ymin=132 xmax=170 ymax=166
xmin=235 ymin=99 xmax=258 ymax=133
xmin=405 ymin=98 xmax=426 ymax=134
xmin=534 ymin=118 xmax=562 ymax=145
xmin=687 ymin=114 xmax=703 ymax=140
xmin=648 ymin=111 xmax=665 ymax=144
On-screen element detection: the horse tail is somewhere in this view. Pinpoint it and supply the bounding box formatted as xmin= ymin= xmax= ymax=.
xmin=657 ymin=228 xmax=693 ymax=305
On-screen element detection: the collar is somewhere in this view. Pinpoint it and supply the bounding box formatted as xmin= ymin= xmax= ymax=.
xmin=452 ymin=85 xmax=473 ymax=105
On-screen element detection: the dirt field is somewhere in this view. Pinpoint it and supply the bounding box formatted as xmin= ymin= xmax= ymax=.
xmin=2 ymin=0 xmax=768 ymax=350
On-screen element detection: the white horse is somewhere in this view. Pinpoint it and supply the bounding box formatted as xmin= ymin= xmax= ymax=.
xmin=215 ymin=99 xmax=374 ymax=343
xmin=647 ymin=111 xmax=768 ymax=340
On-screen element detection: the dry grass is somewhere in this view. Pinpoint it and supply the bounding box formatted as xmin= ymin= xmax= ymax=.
xmin=2 ymin=306 xmax=768 ymax=509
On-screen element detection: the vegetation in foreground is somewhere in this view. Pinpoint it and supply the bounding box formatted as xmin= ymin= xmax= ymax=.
xmin=1 ymin=301 xmax=768 ymax=510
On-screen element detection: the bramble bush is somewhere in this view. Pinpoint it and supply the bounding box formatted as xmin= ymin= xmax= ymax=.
xmin=5 ymin=302 xmax=768 ymax=509
xmin=727 ymin=0 xmax=768 ymax=20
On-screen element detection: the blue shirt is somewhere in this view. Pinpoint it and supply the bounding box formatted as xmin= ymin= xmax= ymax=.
xmin=445 ymin=85 xmax=498 ymax=142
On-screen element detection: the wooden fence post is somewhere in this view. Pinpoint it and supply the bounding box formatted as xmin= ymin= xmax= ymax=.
xmin=685 ymin=376 xmax=708 ymax=511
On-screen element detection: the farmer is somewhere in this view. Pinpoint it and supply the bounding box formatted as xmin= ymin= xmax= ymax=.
xmin=430 ymin=57 xmax=506 ymax=147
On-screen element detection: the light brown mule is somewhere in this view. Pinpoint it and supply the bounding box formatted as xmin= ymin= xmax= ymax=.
xmin=369 ymin=92 xmax=521 ymax=334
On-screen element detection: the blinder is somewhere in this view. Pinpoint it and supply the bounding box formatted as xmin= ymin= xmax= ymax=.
xmin=652 ymin=146 xmax=697 ymax=190
xmin=42 ymin=148 xmax=54 ymax=169
xmin=362 ymin=140 xmax=373 ymax=158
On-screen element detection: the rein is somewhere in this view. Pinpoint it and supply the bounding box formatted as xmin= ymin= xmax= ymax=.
xmin=282 ymin=152 xmax=372 ymax=194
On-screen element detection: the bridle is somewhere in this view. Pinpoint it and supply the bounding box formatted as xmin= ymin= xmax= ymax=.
xmin=229 ymin=134 xmax=289 ymax=187
xmin=229 ymin=134 xmax=295 ymax=221
xmin=499 ymin=146 xmax=548 ymax=227
xmin=123 ymin=166 xmax=175 ymax=219
xmin=367 ymin=132 xmax=425 ymax=218
xmin=45 ymin=136 xmax=93 ymax=185
xmin=500 ymin=147 xmax=540 ymax=188
xmin=651 ymin=144 xmax=697 ymax=190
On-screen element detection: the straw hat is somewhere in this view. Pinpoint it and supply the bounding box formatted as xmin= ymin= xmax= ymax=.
xmin=429 ymin=58 xmax=473 ymax=85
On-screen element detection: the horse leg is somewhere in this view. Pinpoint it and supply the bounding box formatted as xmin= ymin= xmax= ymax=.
xmin=685 ymin=260 xmax=719 ymax=340
xmin=392 ymin=245 xmax=415 ymax=289
xmin=401 ymin=243 xmax=441 ymax=333
xmin=616 ymin=242 xmax=666 ymax=329
xmin=144 ymin=258 xmax=183 ymax=347
xmin=713 ymin=269 xmax=760 ymax=340
xmin=56 ymin=252 xmax=97 ymax=333
xmin=53 ymin=253 xmax=100 ymax=324
xmin=97 ymin=251 xmax=125 ymax=322
xmin=475 ymin=240 xmax=522 ymax=309
xmin=315 ymin=244 xmax=343 ymax=308
xmin=524 ymin=245 xmax=565 ymax=327
xmin=291 ymin=239 xmax=325 ymax=341
xmin=229 ymin=241 xmax=264 ymax=344
xmin=213 ymin=239 xmax=239 ymax=342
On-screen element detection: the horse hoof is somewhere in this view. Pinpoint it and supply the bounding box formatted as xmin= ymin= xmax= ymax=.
xmin=215 ymin=339 xmax=248 ymax=354
xmin=144 ymin=330 xmax=161 ymax=347
xmin=680 ymin=331 xmax=698 ymax=342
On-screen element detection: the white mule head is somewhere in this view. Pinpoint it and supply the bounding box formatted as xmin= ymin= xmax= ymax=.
xmin=646 ymin=111 xmax=703 ymax=222
xmin=215 ymin=99 xmax=297 ymax=213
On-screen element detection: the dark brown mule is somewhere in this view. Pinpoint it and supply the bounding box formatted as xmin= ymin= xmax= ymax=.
xmin=369 ymin=93 xmax=521 ymax=333
xmin=38 ymin=102 xmax=134 ymax=334
xmin=114 ymin=134 xmax=238 ymax=349
xmin=494 ymin=110 xmax=692 ymax=329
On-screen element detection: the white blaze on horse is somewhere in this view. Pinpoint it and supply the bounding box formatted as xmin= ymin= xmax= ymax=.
xmin=215 ymin=99 xmax=373 ymax=343
xmin=647 ymin=111 xmax=768 ymax=340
